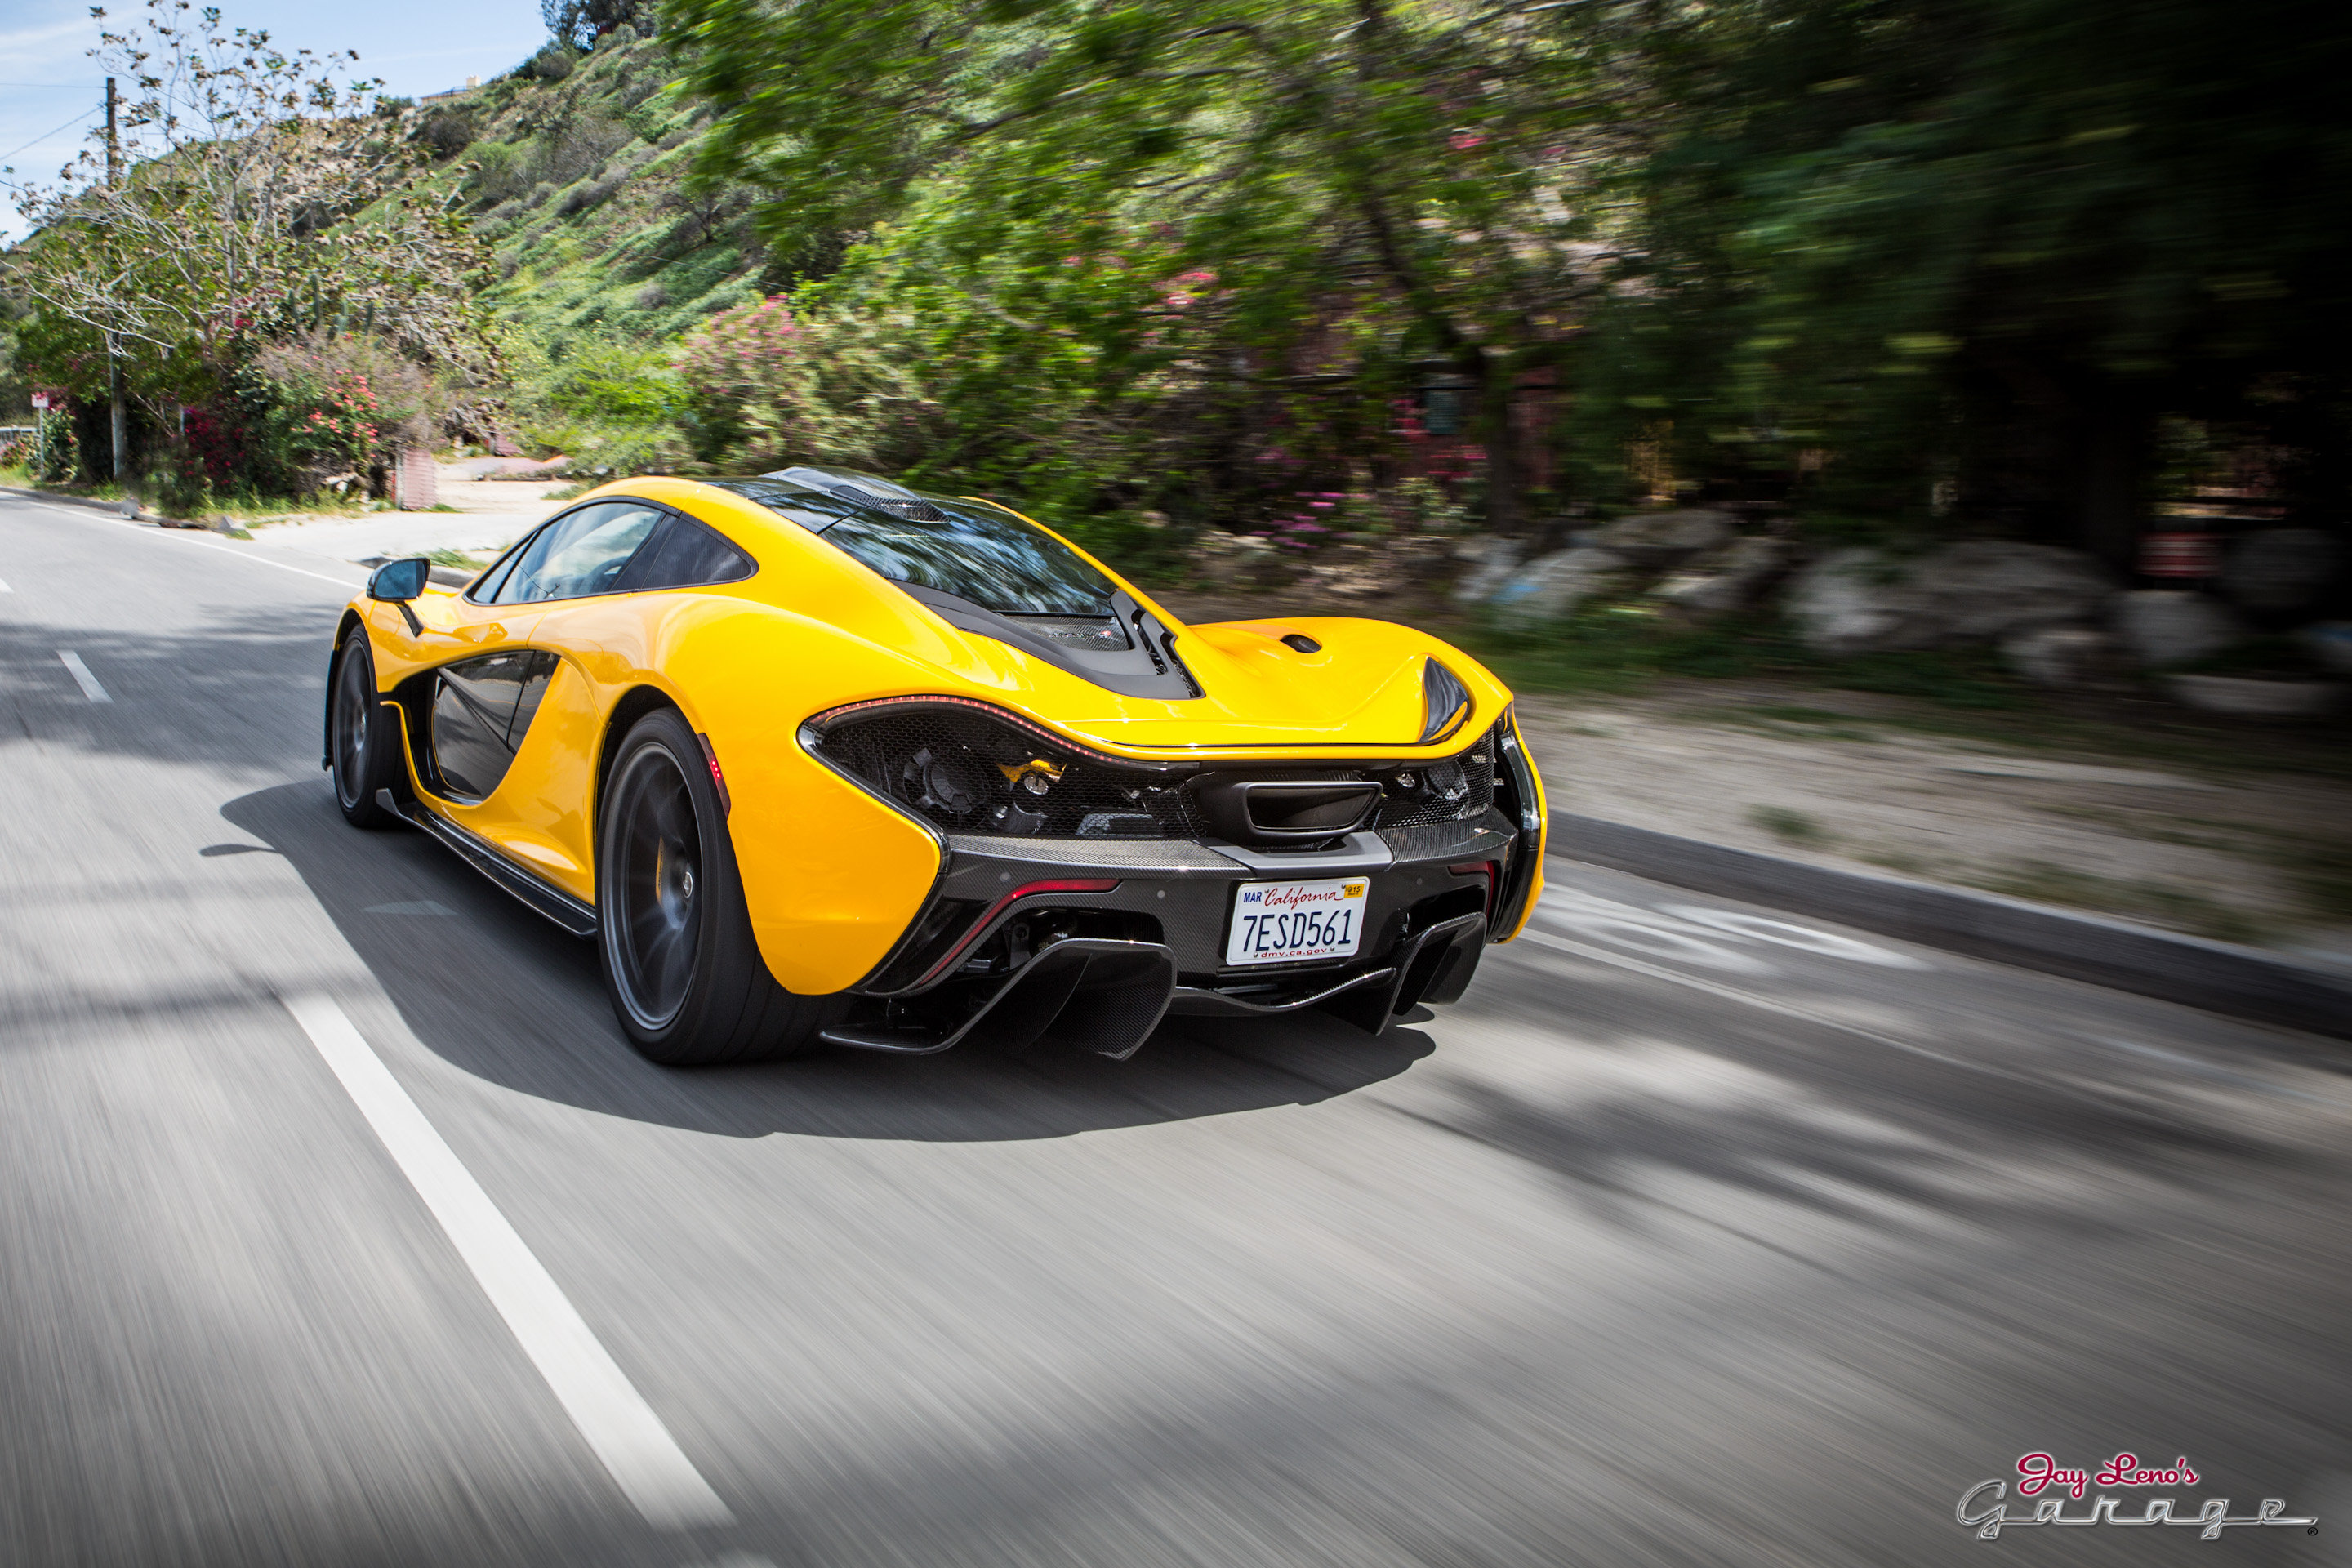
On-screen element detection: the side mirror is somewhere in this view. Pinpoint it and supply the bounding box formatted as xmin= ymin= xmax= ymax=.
xmin=368 ymin=557 xmax=430 ymax=601
xmin=368 ymin=556 xmax=430 ymax=636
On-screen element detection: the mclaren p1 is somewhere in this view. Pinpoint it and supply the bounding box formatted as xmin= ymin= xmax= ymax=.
xmin=325 ymin=467 xmax=1547 ymax=1064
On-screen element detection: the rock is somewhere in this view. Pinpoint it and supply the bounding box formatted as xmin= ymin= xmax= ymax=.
xmin=1652 ymin=536 xmax=1789 ymax=617
xmin=2167 ymin=674 xmax=2342 ymax=719
xmin=1191 ymin=531 xmax=1294 ymax=590
xmin=1784 ymin=548 xmax=1920 ymax=653
xmin=2114 ymin=590 xmax=2247 ymax=668
xmin=1303 ymin=543 xmax=1405 ymax=599
xmin=2222 ymin=528 xmax=2345 ymax=615
xmin=1785 ymin=542 xmax=2114 ymax=655
xmin=2001 ymin=626 xmax=2116 ymax=688
xmin=1923 ymin=541 xmax=2115 ymax=641
xmin=1593 ymin=508 xmax=1735 ymax=568
xmin=1490 ymin=547 xmax=1628 ymax=626
xmin=1450 ymin=536 xmax=1525 ymax=605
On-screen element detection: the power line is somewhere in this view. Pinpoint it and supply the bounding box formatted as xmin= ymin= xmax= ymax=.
xmin=0 ymin=107 xmax=99 ymax=167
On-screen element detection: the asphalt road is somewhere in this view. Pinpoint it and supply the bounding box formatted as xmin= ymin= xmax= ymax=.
xmin=2 ymin=489 xmax=2348 ymax=1567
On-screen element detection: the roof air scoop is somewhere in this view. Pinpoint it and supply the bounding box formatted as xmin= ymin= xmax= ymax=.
xmin=763 ymin=464 xmax=947 ymax=522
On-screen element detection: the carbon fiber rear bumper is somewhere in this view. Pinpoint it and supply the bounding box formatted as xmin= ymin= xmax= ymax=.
xmin=822 ymin=814 xmax=1517 ymax=1055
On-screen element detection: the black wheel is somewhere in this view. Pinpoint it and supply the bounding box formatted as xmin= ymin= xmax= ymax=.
xmin=330 ymin=629 xmax=401 ymax=829
xmin=597 ymin=706 xmax=844 ymax=1065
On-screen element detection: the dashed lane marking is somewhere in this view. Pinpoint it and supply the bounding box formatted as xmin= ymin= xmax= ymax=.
xmin=283 ymin=994 xmax=734 ymax=1531
xmin=56 ymin=650 xmax=110 ymax=702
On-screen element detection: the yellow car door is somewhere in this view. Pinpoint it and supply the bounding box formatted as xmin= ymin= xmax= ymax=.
xmin=495 ymin=501 xmax=768 ymax=902
xmin=418 ymin=499 xmax=670 ymax=900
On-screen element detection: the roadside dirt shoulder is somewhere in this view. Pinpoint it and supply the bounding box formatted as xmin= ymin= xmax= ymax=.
xmin=1512 ymin=686 xmax=2352 ymax=969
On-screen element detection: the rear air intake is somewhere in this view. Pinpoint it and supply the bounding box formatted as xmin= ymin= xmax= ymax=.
xmin=1192 ymin=776 xmax=1383 ymax=847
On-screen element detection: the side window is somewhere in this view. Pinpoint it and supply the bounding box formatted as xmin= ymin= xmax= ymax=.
xmin=616 ymin=513 xmax=757 ymax=592
xmin=467 ymin=535 xmax=531 ymax=604
xmin=492 ymin=501 xmax=665 ymax=604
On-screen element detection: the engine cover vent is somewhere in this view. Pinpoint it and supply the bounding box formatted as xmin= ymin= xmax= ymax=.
xmin=824 ymin=483 xmax=946 ymax=523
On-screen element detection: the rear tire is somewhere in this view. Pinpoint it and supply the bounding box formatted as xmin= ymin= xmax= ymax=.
xmin=597 ymin=706 xmax=844 ymax=1065
xmin=330 ymin=630 xmax=401 ymax=830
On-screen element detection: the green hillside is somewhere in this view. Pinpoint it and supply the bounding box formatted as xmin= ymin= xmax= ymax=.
xmin=413 ymin=31 xmax=763 ymax=452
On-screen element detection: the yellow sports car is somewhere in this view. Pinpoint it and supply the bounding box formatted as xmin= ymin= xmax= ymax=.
xmin=326 ymin=467 xmax=1547 ymax=1065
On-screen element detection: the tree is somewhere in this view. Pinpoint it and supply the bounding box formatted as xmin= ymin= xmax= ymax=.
xmin=543 ymin=0 xmax=653 ymax=52
xmin=1590 ymin=0 xmax=2352 ymax=555
xmin=666 ymin=0 xmax=1647 ymax=533
xmin=5 ymin=1 xmax=501 ymax=448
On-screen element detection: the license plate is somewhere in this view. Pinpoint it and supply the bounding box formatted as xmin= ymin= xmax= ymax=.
xmin=1225 ymin=879 xmax=1370 ymax=966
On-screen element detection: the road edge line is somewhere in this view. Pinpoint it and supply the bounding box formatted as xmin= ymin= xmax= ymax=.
xmin=2 ymin=485 xmax=366 ymax=588
xmin=281 ymin=993 xmax=734 ymax=1530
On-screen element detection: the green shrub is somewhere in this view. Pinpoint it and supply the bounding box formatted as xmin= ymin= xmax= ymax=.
xmin=251 ymin=332 xmax=443 ymax=486
xmin=29 ymin=410 xmax=77 ymax=483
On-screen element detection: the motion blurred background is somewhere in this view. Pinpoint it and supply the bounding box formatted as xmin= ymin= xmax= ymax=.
xmin=7 ymin=0 xmax=2348 ymax=956
xmin=2 ymin=4 xmax=2350 ymax=1564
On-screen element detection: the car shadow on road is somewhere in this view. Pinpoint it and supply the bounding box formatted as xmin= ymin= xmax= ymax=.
xmin=225 ymin=782 xmax=1433 ymax=1143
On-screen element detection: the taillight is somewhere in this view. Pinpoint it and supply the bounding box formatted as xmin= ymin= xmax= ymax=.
xmin=800 ymin=697 xmax=1196 ymax=840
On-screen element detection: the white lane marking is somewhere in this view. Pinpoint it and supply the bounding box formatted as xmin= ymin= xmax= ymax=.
xmin=2093 ymin=1035 xmax=2336 ymax=1104
xmin=0 ymin=573 xmax=13 ymax=591
xmin=56 ymin=650 xmax=110 ymax=702
xmin=1535 ymin=890 xmax=1775 ymax=974
xmin=283 ymin=994 xmax=733 ymax=1530
xmin=1516 ymin=927 xmax=2025 ymax=1083
xmin=25 ymin=501 xmax=364 ymax=589
xmin=1659 ymin=905 xmax=1932 ymax=969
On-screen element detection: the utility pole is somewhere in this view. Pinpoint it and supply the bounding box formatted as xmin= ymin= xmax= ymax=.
xmin=105 ymin=76 xmax=127 ymax=492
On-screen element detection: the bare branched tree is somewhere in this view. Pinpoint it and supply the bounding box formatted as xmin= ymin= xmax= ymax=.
xmin=4 ymin=1 xmax=502 ymax=419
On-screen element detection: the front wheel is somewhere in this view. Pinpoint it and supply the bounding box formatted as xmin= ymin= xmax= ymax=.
xmin=597 ymin=706 xmax=843 ymax=1065
xmin=330 ymin=630 xmax=401 ymax=829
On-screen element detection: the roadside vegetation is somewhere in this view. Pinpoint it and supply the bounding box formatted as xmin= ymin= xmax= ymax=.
xmin=1 ymin=0 xmax=2344 ymax=675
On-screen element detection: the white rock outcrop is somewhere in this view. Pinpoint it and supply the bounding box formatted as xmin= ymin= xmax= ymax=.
xmin=1592 ymin=508 xmax=1735 ymax=568
xmin=1786 ymin=542 xmax=2114 ymax=655
xmin=1652 ymin=536 xmax=1789 ymax=617
xmin=1490 ymin=547 xmax=1628 ymax=626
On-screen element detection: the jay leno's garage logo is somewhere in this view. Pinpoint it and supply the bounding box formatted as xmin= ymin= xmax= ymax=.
xmin=1957 ymin=1452 xmax=2319 ymax=1541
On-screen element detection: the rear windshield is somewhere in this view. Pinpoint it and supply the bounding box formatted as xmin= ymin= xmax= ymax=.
xmin=707 ymin=480 xmax=1115 ymax=617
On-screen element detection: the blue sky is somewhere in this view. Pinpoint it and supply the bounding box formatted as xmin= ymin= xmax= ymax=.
xmin=1 ymin=0 xmax=552 ymax=238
